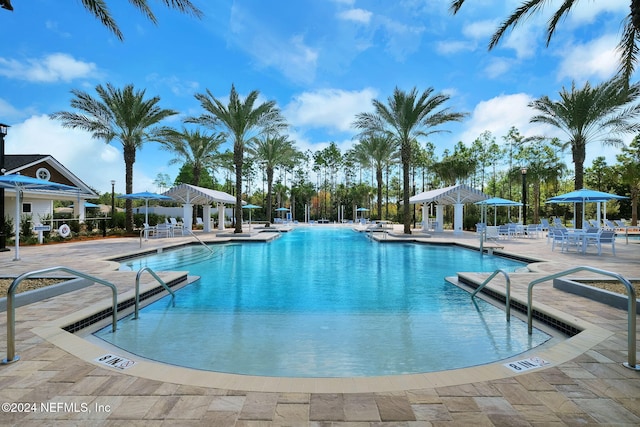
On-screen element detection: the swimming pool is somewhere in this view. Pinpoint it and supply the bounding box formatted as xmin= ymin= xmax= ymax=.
xmin=97 ymin=227 xmax=551 ymax=377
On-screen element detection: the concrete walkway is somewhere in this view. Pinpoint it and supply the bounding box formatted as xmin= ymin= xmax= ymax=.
xmin=0 ymin=225 xmax=638 ymax=425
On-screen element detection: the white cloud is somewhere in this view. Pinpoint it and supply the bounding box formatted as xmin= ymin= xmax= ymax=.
xmin=462 ymin=19 xmax=497 ymax=40
xmin=502 ymin=24 xmax=538 ymax=59
xmin=484 ymin=57 xmax=514 ymax=79
xmin=337 ymin=8 xmax=373 ymax=24
xmin=0 ymin=53 xmax=98 ymax=83
xmin=556 ymin=34 xmax=619 ymax=83
xmin=284 ymin=88 xmax=378 ymax=132
xmin=458 ymin=93 xmax=548 ymax=144
xmin=5 ymin=115 xmax=125 ymax=193
xmin=567 ymin=0 xmax=628 ymax=26
xmin=248 ymin=33 xmax=318 ymax=84
xmin=436 ymin=40 xmax=475 ymax=55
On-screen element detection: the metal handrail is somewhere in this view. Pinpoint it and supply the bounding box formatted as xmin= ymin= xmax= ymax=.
xmin=470 ymin=269 xmax=511 ymax=321
xmin=527 ymin=266 xmax=638 ymax=371
xmin=2 ymin=266 xmax=118 ymax=365
xmin=183 ymin=228 xmax=215 ymax=253
xmin=134 ymin=267 xmax=175 ymax=319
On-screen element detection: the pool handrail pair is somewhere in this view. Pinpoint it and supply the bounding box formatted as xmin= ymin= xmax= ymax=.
xmin=3 ymin=265 xmax=176 ymax=365
xmin=473 ymin=265 xmax=637 ymax=371
xmin=527 ymin=266 xmax=638 ymax=371
xmin=2 ymin=266 xmax=118 ymax=365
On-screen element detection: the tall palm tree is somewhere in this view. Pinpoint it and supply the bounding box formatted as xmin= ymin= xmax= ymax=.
xmin=450 ymin=1 xmax=640 ymax=80
xmin=247 ymin=134 xmax=300 ymax=224
xmin=190 ymin=84 xmax=287 ymax=233
xmin=155 ymin=127 xmax=225 ymax=187
xmin=50 ymin=83 xmax=177 ymax=232
xmin=353 ymin=87 xmax=466 ymax=234
xmin=351 ymin=133 xmax=399 ymax=220
xmin=529 ymin=76 xmax=640 ymax=227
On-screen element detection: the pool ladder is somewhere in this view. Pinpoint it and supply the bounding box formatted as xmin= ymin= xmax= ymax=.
xmin=472 ymin=266 xmax=638 ymax=371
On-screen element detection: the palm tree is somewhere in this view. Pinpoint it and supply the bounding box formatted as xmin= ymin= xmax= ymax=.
xmin=351 ymin=133 xmax=399 ymax=220
xmin=50 ymin=83 xmax=178 ymax=232
xmin=353 ymin=87 xmax=466 ymax=234
xmin=247 ymin=134 xmax=300 ymax=224
xmin=190 ymin=84 xmax=287 ymax=233
xmin=155 ymin=127 xmax=225 ymax=187
xmin=450 ymin=1 xmax=640 ymax=80
xmin=529 ymin=76 xmax=640 ymax=227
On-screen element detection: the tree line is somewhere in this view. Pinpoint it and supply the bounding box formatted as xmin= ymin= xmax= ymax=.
xmin=51 ymin=76 xmax=640 ymax=234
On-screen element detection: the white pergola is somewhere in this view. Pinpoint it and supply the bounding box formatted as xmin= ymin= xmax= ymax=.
xmin=163 ymin=184 xmax=236 ymax=231
xmin=409 ymin=184 xmax=488 ymax=234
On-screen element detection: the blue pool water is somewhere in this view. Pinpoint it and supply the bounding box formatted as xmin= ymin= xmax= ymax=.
xmin=97 ymin=227 xmax=551 ymax=377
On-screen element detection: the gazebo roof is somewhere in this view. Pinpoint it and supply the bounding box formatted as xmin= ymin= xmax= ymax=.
xmin=409 ymin=184 xmax=488 ymax=205
xmin=163 ymin=184 xmax=236 ymax=205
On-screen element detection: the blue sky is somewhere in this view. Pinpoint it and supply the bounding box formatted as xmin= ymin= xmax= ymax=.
xmin=0 ymin=0 xmax=632 ymax=194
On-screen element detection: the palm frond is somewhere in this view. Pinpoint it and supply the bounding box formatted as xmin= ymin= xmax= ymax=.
xmin=617 ymin=16 xmax=639 ymax=82
xmin=489 ymin=0 xmax=549 ymax=50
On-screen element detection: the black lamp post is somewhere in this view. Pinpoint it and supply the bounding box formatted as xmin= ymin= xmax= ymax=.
xmin=110 ymin=180 xmax=115 ymax=228
xmin=521 ymin=167 xmax=528 ymax=226
xmin=0 ymin=123 xmax=10 ymax=252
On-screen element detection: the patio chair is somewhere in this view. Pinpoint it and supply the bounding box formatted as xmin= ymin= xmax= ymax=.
xmin=476 ymin=223 xmax=486 ymax=235
xmin=603 ymin=219 xmax=617 ymax=230
xmin=498 ymin=224 xmax=510 ymax=240
xmin=550 ymin=227 xmax=568 ymax=251
xmin=169 ymin=217 xmax=187 ymax=236
xmin=506 ymin=223 xmax=520 ymax=238
xmin=155 ymin=222 xmax=173 ymax=238
xmin=584 ymin=229 xmax=616 ymax=256
xmin=553 ymin=217 xmax=563 ymax=227
xmin=525 ymin=224 xmax=540 ymax=238
xmin=142 ymin=223 xmax=156 ymax=239
xmin=540 ymin=218 xmax=550 ymax=231
xmin=485 ymin=226 xmax=499 ymax=240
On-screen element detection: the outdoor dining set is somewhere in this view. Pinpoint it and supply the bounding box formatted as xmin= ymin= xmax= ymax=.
xmin=142 ymin=217 xmax=189 ymax=239
xmin=478 ymin=217 xmax=629 ymax=256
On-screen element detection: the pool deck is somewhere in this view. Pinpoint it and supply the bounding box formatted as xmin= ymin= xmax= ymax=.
xmin=0 ymin=224 xmax=639 ymax=425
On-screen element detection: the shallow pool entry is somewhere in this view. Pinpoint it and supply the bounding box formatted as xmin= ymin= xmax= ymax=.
xmin=98 ymin=227 xmax=550 ymax=377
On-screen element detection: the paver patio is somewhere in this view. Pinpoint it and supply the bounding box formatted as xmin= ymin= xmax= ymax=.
xmin=0 ymin=225 xmax=638 ymax=425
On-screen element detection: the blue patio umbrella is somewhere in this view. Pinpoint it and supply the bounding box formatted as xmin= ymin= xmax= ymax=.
xmin=546 ymin=188 xmax=628 ymax=226
xmin=242 ymin=204 xmax=261 ymax=229
xmin=117 ymin=191 xmax=173 ymax=225
xmin=0 ymin=174 xmax=78 ymax=260
xmin=475 ymin=197 xmax=522 ymax=225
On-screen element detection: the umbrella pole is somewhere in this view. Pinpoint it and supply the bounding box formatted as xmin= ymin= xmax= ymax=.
xmin=13 ymin=189 xmax=20 ymax=261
